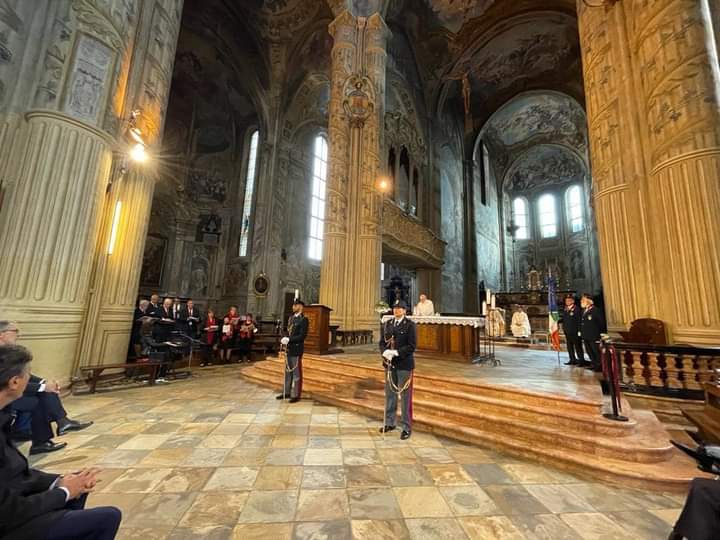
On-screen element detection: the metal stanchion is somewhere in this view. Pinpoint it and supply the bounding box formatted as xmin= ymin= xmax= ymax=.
xmin=601 ymin=339 xmax=628 ymax=422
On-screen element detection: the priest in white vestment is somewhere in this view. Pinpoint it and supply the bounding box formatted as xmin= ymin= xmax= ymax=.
xmin=414 ymin=294 xmax=435 ymax=316
xmin=511 ymin=306 xmax=532 ymax=338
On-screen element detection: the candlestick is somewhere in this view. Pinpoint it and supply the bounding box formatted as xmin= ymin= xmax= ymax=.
xmin=491 ymin=294 xmax=496 ymax=309
xmin=486 ymin=289 xmax=491 ymax=305
xmin=482 ymin=301 xmax=487 ymax=316
xmin=294 ymin=289 xmax=299 ymax=300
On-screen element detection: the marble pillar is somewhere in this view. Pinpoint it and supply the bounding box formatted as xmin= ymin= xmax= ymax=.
xmin=320 ymin=11 xmax=390 ymax=330
xmin=578 ymin=0 xmax=720 ymax=344
xmin=77 ymin=0 xmax=183 ymax=368
xmin=0 ymin=0 xmax=182 ymax=379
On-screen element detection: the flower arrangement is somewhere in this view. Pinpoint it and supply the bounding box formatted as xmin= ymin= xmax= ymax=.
xmin=374 ymin=300 xmax=390 ymax=314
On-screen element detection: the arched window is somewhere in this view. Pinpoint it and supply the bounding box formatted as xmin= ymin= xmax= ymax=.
xmin=566 ymin=185 xmax=584 ymax=233
xmin=239 ymin=130 xmax=259 ymax=256
xmin=308 ymin=135 xmax=328 ymax=261
xmin=512 ymin=197 xmax=529 ymax=240
xmin=538 ymin=193 xmax=558 ymax=238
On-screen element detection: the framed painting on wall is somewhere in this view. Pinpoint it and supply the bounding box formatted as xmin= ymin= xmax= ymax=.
xmin=140 ymin=234 xmax=167 ymax=288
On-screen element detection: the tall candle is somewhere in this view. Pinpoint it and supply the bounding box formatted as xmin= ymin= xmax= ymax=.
xmin=294 ymin=289 xmax=299 ymax=299
xmin=482 ymin=301 xmax=487 ymax=316
xmin=486 ymin=289 xmax=491 ymax=305
xmin=491 ymin=294 xmax=496 ymax=309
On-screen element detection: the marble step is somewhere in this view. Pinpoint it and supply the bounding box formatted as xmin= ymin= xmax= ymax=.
xmin=357 ymin=388 xmax=671 ymax=463
xmin=259 ymin=354 xmax=601 ymax=416
xmin=302 ymin=387 xmax=702 ymax=493
xmin=245 ymin=357 xmax=623 ymax=436
xmin=246 ymin=362 xmax=671 ymax=464
xmin=241 ymin=361 xmax=680 ymax=468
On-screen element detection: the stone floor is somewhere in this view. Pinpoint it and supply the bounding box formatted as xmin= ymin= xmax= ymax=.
xmin=28 ymin=366 xmax=686 ymax=540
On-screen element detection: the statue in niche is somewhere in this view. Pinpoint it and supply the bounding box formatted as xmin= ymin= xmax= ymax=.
xmin=527 ymin=266 xmax=541 ymax=291
xmin=570 ymin=250 xmax=585 ymax=279
xmin=191 ymin=262 xmax=208 ymax=296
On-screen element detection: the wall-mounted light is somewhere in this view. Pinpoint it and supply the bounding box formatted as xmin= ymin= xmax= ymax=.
xmin=107 ymin=200 xmax=122 ymax=255
xmin=376 ymin=175 xmax=392 ymax=193
xmin=129 ymin=143 xmax=147 ymax=163
xmin=126 ymin=109 xmax=149 ymax=164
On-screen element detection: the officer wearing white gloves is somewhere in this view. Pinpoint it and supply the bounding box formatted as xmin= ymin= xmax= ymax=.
xmin=379 ymin=300 xmax=416 ymax=440
xmin=276 ymin=299 xmax=308 ymax=403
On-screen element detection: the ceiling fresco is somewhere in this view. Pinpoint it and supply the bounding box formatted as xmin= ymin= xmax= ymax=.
xmin=423 ymin=0 xmax=496 ymax=33
xmin=464 ymin=13 xmax=582 ymax=118
xmin=481 ymin=91 xmax=587 ymax=151
xmin=505 ymin=144 xmax=586 ymax=193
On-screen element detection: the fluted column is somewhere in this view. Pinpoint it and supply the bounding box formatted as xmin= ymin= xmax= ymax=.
xmin=631 ymin=0 xmax=720 ymax=344
xmin=0 ymin=112 xmax=112 ymax=378
xmin=577 ymin=1 xmax=658 ymax=333
xmin=0 ymin=1 xmax=139 ymax=381
xmin=320 ymin=11 xmax=389 ymax=330
xmin=578 ymin=0 xmax=720 ymax=344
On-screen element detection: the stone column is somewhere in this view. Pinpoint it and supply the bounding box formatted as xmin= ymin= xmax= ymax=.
xmin=578 ymin=0 xmax=720 ymax=344
xmin=462 ymin=159 xmax=479 ymax=313
xmin=0 ymin=1 xmax=138 ymax=381
xmin=631 ymin=0 xmax=720 ymax=344
xmin=320 ymin=11 xmax=390 ymax=330
xmin=75 ymin=0 xmax=183 ymax=368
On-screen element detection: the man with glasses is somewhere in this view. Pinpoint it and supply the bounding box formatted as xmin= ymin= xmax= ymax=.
xmin=0 ymin=321 xmax=92 ymax=454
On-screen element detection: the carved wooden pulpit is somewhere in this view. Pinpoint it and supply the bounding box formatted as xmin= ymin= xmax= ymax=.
xmin=303 ymin=304 xmax=332 ymax=355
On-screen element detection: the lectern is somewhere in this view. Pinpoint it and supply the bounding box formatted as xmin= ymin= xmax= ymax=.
xmin=303 ymin=304 xmax=332 ymax=355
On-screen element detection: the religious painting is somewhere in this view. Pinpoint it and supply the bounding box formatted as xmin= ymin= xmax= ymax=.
xmin=140 ymin=234 xmax=167 ymax=288
xmin=64 ymin=34 xmax=113 ymax=124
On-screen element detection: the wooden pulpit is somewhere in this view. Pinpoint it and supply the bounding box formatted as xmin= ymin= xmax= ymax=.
xmin=303 ymin=304 xmax=332 ymax=355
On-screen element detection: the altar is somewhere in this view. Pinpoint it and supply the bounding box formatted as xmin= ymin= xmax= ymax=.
xmin=382 ymin=315 xmax=484 ymax=363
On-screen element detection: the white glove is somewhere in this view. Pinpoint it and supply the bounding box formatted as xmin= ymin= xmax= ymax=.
xmin=382 ymin=349 xmax=394 ymax=361
xmin=281 ymin=337 xmax=290 ymax=345
xmin=391 ymin=350 xmax=399 ymax=357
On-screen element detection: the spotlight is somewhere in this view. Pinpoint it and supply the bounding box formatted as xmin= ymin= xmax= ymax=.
xmin=129 ymin=143 xmax=147 ymax=163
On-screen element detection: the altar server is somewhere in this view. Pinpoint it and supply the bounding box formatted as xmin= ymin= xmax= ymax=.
xmin=379 ymin=300 xmax=416 ymax=440
xmin=414 ymin=294 xmax=435 ymax=316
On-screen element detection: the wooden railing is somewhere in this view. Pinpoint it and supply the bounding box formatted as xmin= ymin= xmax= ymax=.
xmin=607 ymin=340 xmax=720 ymax=398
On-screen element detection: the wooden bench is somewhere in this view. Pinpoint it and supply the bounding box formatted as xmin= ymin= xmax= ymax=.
xmin=79 ymin=361 xmax=163 ymax=394
xmin=337 ymin=329 xmax=373 ymax=346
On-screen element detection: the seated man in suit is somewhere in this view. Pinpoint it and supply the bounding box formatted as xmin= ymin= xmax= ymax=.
xmin=0 ymin=321 xmax=92 ymax=455
xmin=0 ymin=344 xmax=122 ymax=540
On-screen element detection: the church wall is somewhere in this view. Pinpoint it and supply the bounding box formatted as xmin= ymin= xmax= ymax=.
xmin=438 ymin=143 xmax=465 ymax=313
xmin=473 ymin=143 xmax=502 ymax=293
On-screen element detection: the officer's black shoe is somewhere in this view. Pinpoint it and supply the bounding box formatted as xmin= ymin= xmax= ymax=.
xmin=564 ymin=361 xmax=575 ymax=366
xmin=57 ymin=418 xmax=93 ymax=436
xmin=30 ymin=440 xmax=67 ymax=455
xmin=379 ymin=425 xmax=396 ymax=433
xmin=276 ymin=394 xmax=290 ymax=400
xmin=400 ymin=430 xmax=411 ymax=440
xmin=289 ymin=397 xmax=300 ymax=403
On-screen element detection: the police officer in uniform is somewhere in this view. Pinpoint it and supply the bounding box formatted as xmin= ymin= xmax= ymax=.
xmin=580 ymin=293 xmax=606 ymax=372
xmin=560 ymin=294 xmax=585 ymax=366
xmin=379 ymin=300 xmax=416 ymax=440
xmin=277 ymin=299 xmax=308 ymax=404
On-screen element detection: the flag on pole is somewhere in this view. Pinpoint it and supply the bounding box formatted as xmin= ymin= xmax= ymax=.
xmin=548 ymin=274 xmax=561 ymax=352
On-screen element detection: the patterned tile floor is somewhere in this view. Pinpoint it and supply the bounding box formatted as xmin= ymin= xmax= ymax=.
xmin=27 ymin=367 xmax=686 ymax=540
